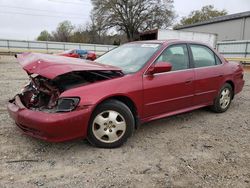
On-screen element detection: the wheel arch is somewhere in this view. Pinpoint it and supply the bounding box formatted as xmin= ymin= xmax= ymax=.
xmin=225 ymin=80 xmax=235 ymax=98
xmin=92 ymin=95 xmax=141 ymax=129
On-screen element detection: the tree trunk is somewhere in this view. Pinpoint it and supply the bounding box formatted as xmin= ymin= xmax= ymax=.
xmin=125 ymin=28 xmax=132 ymax=41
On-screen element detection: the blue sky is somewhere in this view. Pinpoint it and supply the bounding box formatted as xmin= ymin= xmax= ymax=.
xmin=0 ymin=0 xmax=249 ymax=40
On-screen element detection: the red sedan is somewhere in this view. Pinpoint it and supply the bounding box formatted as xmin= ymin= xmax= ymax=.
xmin=59 ymin=49 xmax=97 ymax=61
xmin=7 ymin=40 xmax=244 ymax=148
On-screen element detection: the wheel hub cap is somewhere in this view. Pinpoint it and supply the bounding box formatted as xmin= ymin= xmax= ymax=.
xmin=92 ymin=110 xmax=126 ymax=143
xmin=219 ymin=88 xmax=231 ymax=109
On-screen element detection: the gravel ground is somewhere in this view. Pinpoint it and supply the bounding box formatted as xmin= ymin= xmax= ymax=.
xmin=0 ymin=55 xmax=250 ymax=188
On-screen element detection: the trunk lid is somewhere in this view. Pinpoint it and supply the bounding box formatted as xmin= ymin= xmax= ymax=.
xmin=16 ymin=52 xmax=122 ymax=79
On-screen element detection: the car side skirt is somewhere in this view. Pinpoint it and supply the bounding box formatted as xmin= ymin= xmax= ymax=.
xmin=141 ymin=103 xmax=212 ymax=123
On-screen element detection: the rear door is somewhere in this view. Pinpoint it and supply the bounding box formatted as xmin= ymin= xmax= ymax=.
xmin=143 ymin=44 xmax=195 ymax=118
xmin=189 ymin=44 xmax=224 ymax=105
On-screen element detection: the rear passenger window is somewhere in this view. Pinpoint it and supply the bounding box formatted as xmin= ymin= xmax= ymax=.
xmin=190 ymin=45 xmax=216 ymax=68
xmin=156 ymin=44 xmax=189 ymax=71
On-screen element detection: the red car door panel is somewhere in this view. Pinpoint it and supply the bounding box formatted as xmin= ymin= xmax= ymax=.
xmin=189 ymin=44 xmax=224 ymax=105
xmin=142 ymin=44 xmax=195 ymax=118
xmin=193 ymin=66 xmax=223 ymax=105
xmin=143 ymin=70 xmax=195 ymax=117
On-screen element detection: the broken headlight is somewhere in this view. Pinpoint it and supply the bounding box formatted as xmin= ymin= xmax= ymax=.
xmin=56 ymin=97 xmax=80 ymax=112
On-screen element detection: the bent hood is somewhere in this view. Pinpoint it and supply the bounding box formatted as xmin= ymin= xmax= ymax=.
xmin=16 ymin=52 xmax=122 ymax=79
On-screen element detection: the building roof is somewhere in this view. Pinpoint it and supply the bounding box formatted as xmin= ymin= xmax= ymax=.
xmin=176 ymin=11 xmax=250 ymax=30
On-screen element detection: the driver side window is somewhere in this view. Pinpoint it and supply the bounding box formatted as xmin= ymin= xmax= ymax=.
xmin=155 ymin=44 xmax=189 ymax=71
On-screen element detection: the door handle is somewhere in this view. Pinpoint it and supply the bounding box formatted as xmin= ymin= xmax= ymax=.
xmin=185 ymin=79 xmax=192 ymax=84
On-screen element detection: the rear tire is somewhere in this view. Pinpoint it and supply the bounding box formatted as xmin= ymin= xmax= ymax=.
xmin=87 ymin=100 xmax=135 ymax=148
xmin=211 ymin=83 xmax=233 ymax=113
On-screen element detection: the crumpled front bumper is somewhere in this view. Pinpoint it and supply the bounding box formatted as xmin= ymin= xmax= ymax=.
xmin=7 ymin=95 xmax=91 ymax=142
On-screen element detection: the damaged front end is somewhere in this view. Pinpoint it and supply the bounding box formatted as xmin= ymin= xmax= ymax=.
xmin=20 ymin=75 xmax=60 ymax=111
xmin=11 ymin=52 xmax=124 ymax=113
xmin=16 ymin=70 xmax=123 ymax=113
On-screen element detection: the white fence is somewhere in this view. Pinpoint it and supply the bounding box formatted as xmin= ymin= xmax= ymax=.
xmin=1 ymin=38 xmax=249 ymax=63
xmin=217 ymin=40 xmax=250 ymax=58
xmin=0 ymin=39 xmax=117 ymax=55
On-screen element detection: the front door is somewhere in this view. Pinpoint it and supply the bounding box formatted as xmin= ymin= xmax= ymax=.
xmin=143 ymin=44 xmax=195 ymax=118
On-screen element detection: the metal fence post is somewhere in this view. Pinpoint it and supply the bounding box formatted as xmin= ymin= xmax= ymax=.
xmin=245 ymin=42 xmax=248 ymax=58
xmin=7 ymin=40 xmax=10 ymax=50
xmin=46 ymin=41 xmax=48 ymax=54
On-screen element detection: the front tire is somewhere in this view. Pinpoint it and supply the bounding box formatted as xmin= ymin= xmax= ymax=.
xmin=211 ymin=83 xmax=233 ymax=113
xmin=87 ymin=100 xmax=135 ymax=148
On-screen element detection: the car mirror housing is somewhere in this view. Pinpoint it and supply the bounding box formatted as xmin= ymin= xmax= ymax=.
xmin=147 ymin=62 xmax=172 ymax=75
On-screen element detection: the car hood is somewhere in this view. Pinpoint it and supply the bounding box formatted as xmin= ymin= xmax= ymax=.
xmin=16 ymin=52 xmax=122 ymax=79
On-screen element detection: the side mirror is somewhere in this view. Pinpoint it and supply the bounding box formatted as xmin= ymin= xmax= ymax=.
xmin=147 ymin=62 xmax=172 ymax=75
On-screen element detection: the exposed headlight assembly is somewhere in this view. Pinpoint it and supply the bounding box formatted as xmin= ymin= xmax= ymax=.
xmin=56 ymin=97 xmax=80 ymax=112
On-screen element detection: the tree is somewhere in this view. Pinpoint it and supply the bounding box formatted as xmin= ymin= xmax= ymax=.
xmin=91 ymin=0 xmax=175 ymax=41
xmin=71 ymin=25 xmax=90 ymax=43
xmin=177 ymin=5 xmax=227 ymax=26
xmin=52 ymin=21 xmax=75 ymax=42
xmin=37 ymin=30 xmax=53 ymax=41
xmin=36 ymin=20 xmax=128 ymax=45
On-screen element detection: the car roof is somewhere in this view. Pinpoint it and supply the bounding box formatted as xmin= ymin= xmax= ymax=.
xmin=131 ymin=40 xmax=212 ymax=48
xmin=131 ymin=39 xmax=177 ymax=45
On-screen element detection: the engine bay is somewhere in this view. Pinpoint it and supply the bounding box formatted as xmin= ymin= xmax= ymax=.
xmin=18 ymin=70 xmax=123 ymax=112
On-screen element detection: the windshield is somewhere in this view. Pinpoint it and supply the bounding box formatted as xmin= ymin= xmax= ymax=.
xmin=96 ymin=43 xmax=161 ymax=73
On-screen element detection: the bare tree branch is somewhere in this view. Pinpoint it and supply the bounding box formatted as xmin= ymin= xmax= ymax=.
xmin=91 ymin=0 xmax=175 ymax=41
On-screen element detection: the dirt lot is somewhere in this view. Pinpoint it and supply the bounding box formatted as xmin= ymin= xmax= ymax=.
xmin=0 ymin=55 xmax=249 ymax=188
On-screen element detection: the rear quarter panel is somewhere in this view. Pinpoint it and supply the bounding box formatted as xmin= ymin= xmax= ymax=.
xmin=229 ymin=61 xmax=245 ymax=94
xmin=220 ymin=61 xmax=244 ymax=94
